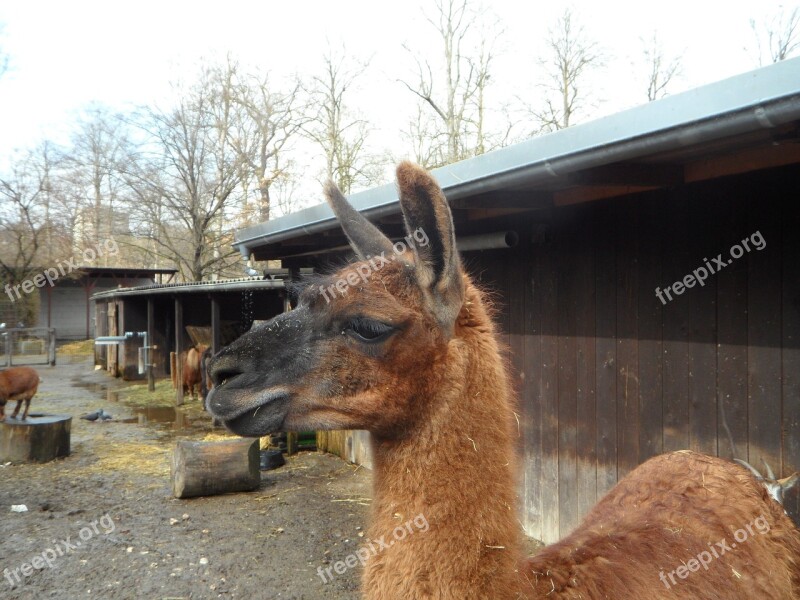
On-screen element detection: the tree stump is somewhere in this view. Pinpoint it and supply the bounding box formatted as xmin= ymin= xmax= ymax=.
xmin=0 ymin=414 xmax=71 ymax=463
xmin=171 ymin=438 xmax=260 ymax=499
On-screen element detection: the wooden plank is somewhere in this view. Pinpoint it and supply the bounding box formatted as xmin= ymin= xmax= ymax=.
xmin=574 ymin=210 xmax=597 ymax=523
xmin=450 ymin=190 xmax=552 ymax=210
xmin=684 ymin=142 xmax=800 ymax=183
xmin=539 ymin=227 xmax=560 ymax=543
xmin=615 ymin=197 xmax=639 ymax=479
xmin=661 ymin=192 xmax=690 ymax=452
xmin=557 ymin=213 xmax=579 ymax=537
xmin=554 ymin=185 xmax=658 ymax=207
xmin=782 ymin=188 xmax=800 ymax=522
xmin=521 ymin=232 xmax=544 ymax=541
xmin=716 ymin=191 xmax=749 ymax=461
xmin=507 ymin=248 xmax=527 ymax=460
xmin=637 ymin=193 xmax=663 ymax=462
xmin=493 ymin=253 xmax=512 ymax=348
xmin=747 ymin=180 xmax=783 ymax=474
xmin=594 ymin=201 xmax=618 ymax=498
xmin=687 ymin=185 xmax=718 ymax=455
xmin=569 ymin=163 xmax=684 ymax=187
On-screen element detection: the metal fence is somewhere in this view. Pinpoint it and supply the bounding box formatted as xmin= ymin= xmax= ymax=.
xmin=0 ymin=327 xmax=56 ymax=367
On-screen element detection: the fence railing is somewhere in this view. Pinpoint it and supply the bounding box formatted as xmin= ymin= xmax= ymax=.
xmin=0 ymin=327 xmax=57 ymax=367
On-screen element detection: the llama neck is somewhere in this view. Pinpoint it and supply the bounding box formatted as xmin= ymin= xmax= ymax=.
xmin=365 ymin=294 xmax=524 ymax=598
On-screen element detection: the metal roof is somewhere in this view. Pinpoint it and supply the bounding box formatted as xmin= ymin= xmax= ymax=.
xmin=233 ymin=57 xmax=800 ymax=259
xmin=91 ymin=277 xmax=284 ymax=300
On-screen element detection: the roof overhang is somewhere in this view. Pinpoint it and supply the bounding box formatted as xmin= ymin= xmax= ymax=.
xmin=91 ymin=277 xmax=284 ymax=301
xmin=234 ymin=58 xmax=800 ymax=261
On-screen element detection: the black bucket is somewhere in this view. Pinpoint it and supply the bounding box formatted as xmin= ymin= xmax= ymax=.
xmin=259 ymin=449 xmax=285 ymax=471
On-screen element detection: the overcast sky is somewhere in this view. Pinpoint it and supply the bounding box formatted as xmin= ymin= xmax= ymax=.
xmin=0 ymin=0 xmax=792 ymax=173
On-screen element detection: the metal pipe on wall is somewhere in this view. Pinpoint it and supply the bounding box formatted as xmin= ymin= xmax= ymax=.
xmin=456 ymin=231 xmax=519 ymax=252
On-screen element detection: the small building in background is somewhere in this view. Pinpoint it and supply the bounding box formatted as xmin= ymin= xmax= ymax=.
xmin=91 ymin=277 xmax=286 ymax=383
xmin=39 ymin=267 xmax=176 ymax=340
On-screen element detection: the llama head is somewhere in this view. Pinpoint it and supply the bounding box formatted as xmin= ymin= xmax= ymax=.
xmin=207 ymin=162 xmax=465 ymax=438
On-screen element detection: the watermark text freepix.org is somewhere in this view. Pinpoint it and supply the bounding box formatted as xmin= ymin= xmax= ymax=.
xmin=317 ymin=512 xmax=429 ymax=584
xmin=319 ymin=228 xmax=429 ymax=304
xmin=4 ymin=238 xmax=119 ymax=303
xmin=658 ymin=514 xmax=770 ymax=589
xmin=4 ymin=513 xmax=116 ymax=588
xmin=655 ymin=231 xmax=765 ymax=305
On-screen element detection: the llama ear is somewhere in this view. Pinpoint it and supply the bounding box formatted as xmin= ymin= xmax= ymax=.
xmin=778 ymin=472 xmax=800 ymax=493
xmin=325 ymin=181 xmax=394 ymax=260
xmin=395 ymin=161 xmax=463 ymax=332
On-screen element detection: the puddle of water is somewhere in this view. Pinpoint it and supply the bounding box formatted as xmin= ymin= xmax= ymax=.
xmin=123 ymin=405 xmax=209 ymax=432
xmin=71 ymin=380 xmax=108 ymax=394
xmin=71 ymin=376 xmax=212 ymax=434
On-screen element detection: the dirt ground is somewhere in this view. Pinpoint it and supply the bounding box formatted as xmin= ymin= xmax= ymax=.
xmin=0 ymin=355 xmax=371 ymax=599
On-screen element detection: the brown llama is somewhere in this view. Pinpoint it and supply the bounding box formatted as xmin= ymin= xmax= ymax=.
xmin=0 ymin=366 xmax=40 ymax=420
xmin=207 ymin=162 xmax=800 ymax=599
xmin=180 ymin=344 xmax=208 ymax=400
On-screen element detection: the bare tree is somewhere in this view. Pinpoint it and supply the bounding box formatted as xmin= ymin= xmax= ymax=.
xmin=0 ymin=146 xmax=58 ymax=324
xmin=61 ymin=107 xmax=131 ymax=263
xmin=304 ymin=48 xmax=380 ymax=195
xmin=749 ymin=6 xmax=800 ymax=65
xmin=401 ymin=105 xmax=449 ymax=169
xmin=227 ymin=66 xmax=304 ymax=223
xmin=400 ymin=0 xmax=502 ymax=165
xmin=125 ymin=64 xmax=246 ymax=281
xmin=531 ymin=8 xmax=603 ymax=132
xmin=641 ymin=32 xmax=681 ymax=102
xmin=0 ymin=24 xmax=9 ymax=81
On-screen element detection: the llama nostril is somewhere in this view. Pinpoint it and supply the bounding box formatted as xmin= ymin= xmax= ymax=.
xmin=208 ymin=354 xmax=244 ymax=387
xmin=212 ymin=368 xmax=240 ymax=387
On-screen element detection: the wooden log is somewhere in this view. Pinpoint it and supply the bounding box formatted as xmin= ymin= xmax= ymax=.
xmin=171 ymin=438 xmax=260 ymax=499
xmin=0 ymin=414 xmax=71 ymax=463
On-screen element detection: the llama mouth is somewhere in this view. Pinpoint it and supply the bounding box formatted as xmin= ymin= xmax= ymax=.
xmin=223 ymin=397 xmax=289 ymax=437
xmin=207 ymin=385 xmax=291 ymax=437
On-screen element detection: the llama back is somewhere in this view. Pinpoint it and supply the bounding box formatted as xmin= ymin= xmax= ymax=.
xmin=521 ymin=451 xmax=800 ymax=599
xmin=0 ymin=367 xmax=39 ymax=401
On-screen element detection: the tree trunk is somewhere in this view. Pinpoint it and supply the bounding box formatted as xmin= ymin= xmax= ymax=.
xmin=171 ymin=438 xmax=260 ymax=498
xmin=0 ymin=414 xmax=71 ymax=463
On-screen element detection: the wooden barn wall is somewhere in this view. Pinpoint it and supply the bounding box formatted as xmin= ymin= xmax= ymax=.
xmin=468 ymin=165 xmax=800 ymax=544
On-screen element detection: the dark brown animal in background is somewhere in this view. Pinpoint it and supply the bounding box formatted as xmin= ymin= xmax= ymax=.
xmin=182 ymin=344 xmax=208 ymax=400
xmin=207 ymin=163 xmax=800 ymax=599
xmin=0 ymin=366 xmax=40 ymax=421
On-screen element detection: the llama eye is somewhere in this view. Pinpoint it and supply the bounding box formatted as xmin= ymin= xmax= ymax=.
xmin=345 ymin=318 xmax=395 ymax=343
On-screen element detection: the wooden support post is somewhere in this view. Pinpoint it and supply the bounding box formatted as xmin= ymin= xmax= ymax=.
xmin=6 ymin=330 xmax=12 ymax=367
xmin=147 ymin=297 xmax=155 ymax=392
xmin=210 ymin=295 xmax=221 ymax=355
xmin=316 ymin=431 xmax=328 ymax=453
xmin=174 ymin=297 xmax=184 ymax=406
xmin=48 ymin=329 xmax=56 ymax=366
xmin=170 ymin=352 xmax=177 ymax=389
xmin=286 ymin=432 xmax=298 ymax=456
xmin=170 ymin=438 xmax=260 ymax=498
